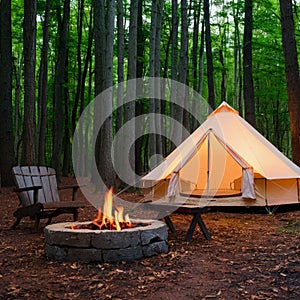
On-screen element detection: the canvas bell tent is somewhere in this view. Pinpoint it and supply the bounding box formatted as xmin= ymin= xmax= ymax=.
xmin=141 ymin=102 xmax=300 ymax=207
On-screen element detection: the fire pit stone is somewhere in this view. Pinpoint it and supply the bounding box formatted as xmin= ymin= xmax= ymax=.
xmin=44 ymin=219 xmax=168 ymax=263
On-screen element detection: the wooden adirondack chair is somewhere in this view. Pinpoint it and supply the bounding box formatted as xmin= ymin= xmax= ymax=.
xmin=12 ymin=166 xmax=86 ymax=230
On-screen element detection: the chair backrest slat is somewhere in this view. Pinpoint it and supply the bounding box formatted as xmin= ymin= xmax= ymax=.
xmin=48 ymin=172 xmax=60 ymax=202
xmin=13 ymin=166 xmax=32 ymax=206
xmin=29 ymin=166 xmax=43 ymax=202
xmin=39 ymin=166 xmax=52 ymax=203
xmin=12 ymin=166 xmax=60 ymax=206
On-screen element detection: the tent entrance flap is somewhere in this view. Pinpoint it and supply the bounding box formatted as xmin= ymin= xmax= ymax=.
xmin=168 ymin=129 xmax=256 ymax=199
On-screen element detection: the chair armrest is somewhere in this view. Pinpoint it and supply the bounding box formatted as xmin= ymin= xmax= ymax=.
xmin=58 ymin=185 xmax=82 ymax=201
xmin=15 ymin=186 xmax=42 ymax=193
xmin=58 ymin=184 xmax=79 ymax=190
xmin=14 ymin=186 xmax=42 ymax=204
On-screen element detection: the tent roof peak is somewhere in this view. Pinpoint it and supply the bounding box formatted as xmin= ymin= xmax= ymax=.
xmin=207 ymin=101 xmax=239 ymax=119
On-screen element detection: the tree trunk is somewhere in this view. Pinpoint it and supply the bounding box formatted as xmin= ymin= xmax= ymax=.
xmin=204 ymin=0 xmax=215 ymax=111
xmin=198 ymin=20 xmax=205 ymax=96
xmin=155 ymin=0 xmax=163 ymax=161
xmin=37 ymin=0 xmax=51 ymax=165
xmin=13 ymin=58 xmax=22 ymax=162
xmin=78 ymin=7 xmax=93 ymax=177
xmin=179 ymin=0 xmax=190 ymax=136
xmin=0 ymin=0 xmax=16 ymax=186
xmin=62 ymin=52 xmax=70 ymax=176
xmin=169 ymin=0 xmax=180 ymax=150
xmin=51 ymin=0 xmax=70 ymax=180
xmin=116 ymin=0 xmax=124 ymax=133
xmin=71 ymin=0 xmax=85 ymax=134
xmin=80 ymin=7 xmax=93 ymax=116
xmin=191 ymin=0 xmax=203 ymax=132
xmin=135 ymin=0 xmax=144 ymax=176
xmin=219 ymin=49 xmax=226 ymax=102
xmin=279 ymin=0 xmax=300 ymax=165
xmin=192 ymin=0 xmax=201 ymax=93
xmin=233 ymin=3 xmax=240 ymax=111
xmin=123 ymin=0 xmax=138 ymax=181
xmin=149 ymin=0 xmax=158 ymax=168
xmin=94 ymin=0 xmax=115 ymax=189
xmin=114 ymin=0 xmax=125 ymax=187
xmin=22 ymin=0 xmax=37 ymax=166
xmin=243 ymin=0 xmax=256 ymax=127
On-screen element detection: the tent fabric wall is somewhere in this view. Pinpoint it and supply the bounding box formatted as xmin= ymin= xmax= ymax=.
xmin=142 ymin=102 xmax=300 ymax=207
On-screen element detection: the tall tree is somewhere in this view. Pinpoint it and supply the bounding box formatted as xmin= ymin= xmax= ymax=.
xmin=192 ymin=0 xmax=201 ymax=94
xmin=94 ymin=0 xmax=115 ymax=188
xmin=116 ymin=0 xmax=124 ymax=134
xmin=114 ymin=0 xmax=125 ymax=186
xmin=198 ymin=20 xmax=205 ymax=96
xmin=22 ymin=0 xmax=37 ymax=165
xmin=37 ymin=0 xmax=52 ymax=165
xmin=204 ymin=0 xmax=215 ymax=111
xmin=71 ymin=0 xmax=85 ymax=134
xmin=233 ymin=1 xmax=243 ymax=114
xmin=0 ymin=0 xmax=15 ymax=186
xmin=179 ymin=0 xmax=190 ymax=134
xmin=62 ymin=51 xmax=70 ymax=176
xmin=51 ymin=0 xmax=70 ymax=179
xmin=135 ymin=0 xmax=144 ymax=175
xmin=149 ymin=0 xmax=163 ymax=168
xmin=279 ymin=0 xmax=300 ymax=165
xmin=123 ymin=0 xmax=138 ymax=182
xmin=243 ymin=0 xmax=256 ymax=127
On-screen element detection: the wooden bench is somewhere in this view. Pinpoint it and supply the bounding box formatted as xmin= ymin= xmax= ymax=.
xmin=144 ymin=201 xmax=211 ymax=242
xmin=12 ymin=166 xmax=85 ymax=231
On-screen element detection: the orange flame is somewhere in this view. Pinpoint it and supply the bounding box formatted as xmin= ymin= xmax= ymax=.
xmin=92 ymin=188 xmax=132 ymax=231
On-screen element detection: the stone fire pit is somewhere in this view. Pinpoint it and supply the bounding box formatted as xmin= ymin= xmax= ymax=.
xmin=44 ymin=219 xmax=168 ymax=263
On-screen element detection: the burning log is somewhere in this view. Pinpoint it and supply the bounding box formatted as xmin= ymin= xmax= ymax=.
xmin=71 ymin=188 xmax=150 ymax=230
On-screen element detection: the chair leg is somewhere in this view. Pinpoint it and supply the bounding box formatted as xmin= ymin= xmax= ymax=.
xmin=34 ymin=215 xmax=40 ymax=232
xmin=73 ymin=209 xmax=78 ymax=221
xmin=45 ymin=217 xmax=53 ymax=226
xmin=11 ymin=217 xmax=22 ymax=229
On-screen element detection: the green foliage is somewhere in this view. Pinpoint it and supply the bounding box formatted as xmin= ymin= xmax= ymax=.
xmin=8 ymin=0 xmax=300 ymax=170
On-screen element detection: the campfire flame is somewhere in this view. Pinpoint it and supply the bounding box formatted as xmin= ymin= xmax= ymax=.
xmin=72 ymin=188 xmax=132 ymax=231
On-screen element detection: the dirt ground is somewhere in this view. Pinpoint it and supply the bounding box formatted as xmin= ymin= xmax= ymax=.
xmin=0 ymin=178 xmax=299 ymax=299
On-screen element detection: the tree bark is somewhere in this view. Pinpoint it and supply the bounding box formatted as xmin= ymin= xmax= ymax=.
xmin=0 ymin=0 xmax=16 ymax=186
xmin=62 ymin=52 xmax=70 ymax=176
xmin=169 ymin=0 xmax=180 ymax=150
xmin=37 ymin=0 xmax=51 ymax=165
xmin=279 ymin=0 xmax=300 ymax=165
xmin=149 ymin=0 xmax=158 ymax=168
xmin=155 ymin=0 xmax=163 ymax=161
xmin=135 ymin=0 xmax=144 ymax=176
xmin=71 ymin=0 xmax=85 ymax=134
xmin=219 ymin=49 xmax=226 ymax=102
xmin=124 ymin=0 xmax=138 ymax=178
xmin=13 ymin=58 xmax=22 ymax=162
xmin=116 ymin=0 xmax=124 ymax=133
xmin=243 ymin=0 xmax=256 ymax=127
xmin=191 ymin=0 xmax=203 ymax=132
xmin=204 ymin=0 xmax=215 ymax=111
xmin=51 ymin=0 xmax=70 ymax=180
xmin=22 ymin=0 xmax=37 ymax=165
xmin=180 ymin=0 xmax=190 ymax=135
xmin=94 ymin=0 xmax=115 ymax=189
xmin=198 ymin=20 xmax=205 ymax=96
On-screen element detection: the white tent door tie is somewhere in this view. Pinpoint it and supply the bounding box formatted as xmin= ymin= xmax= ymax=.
xmin=242 ymin=168 xmax=256 ymax=199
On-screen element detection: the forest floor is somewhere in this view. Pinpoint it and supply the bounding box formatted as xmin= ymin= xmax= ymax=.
xmin=0 ymin=177 xmax=300 ymax=300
